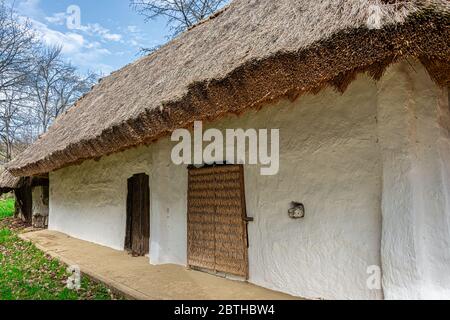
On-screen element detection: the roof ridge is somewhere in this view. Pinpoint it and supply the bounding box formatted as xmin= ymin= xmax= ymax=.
xmin=187 ymin=2 xmax=231 ymax=32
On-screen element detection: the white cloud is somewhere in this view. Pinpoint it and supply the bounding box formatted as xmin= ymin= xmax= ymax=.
xmin=31 ymin=19 xmax=85 ymax=54
xmin=127 ymin=25 xmax=139 ymax=33
xmin=130 ymin=40 xmax=138 ymax=47
xmin=78 ymin=23 xmax=123 ymax=42
xmin=11 ymin=0 xmax=124 ymax=74
xmin=28 ymin=18 xmax=113 ymax=74
xmin=122 ymin=25 xmax=159 ymax=49
xmin=16 ymin=0 xmax=43 ymax=19
xmin=45 ymin=12 xmax=123 ymax=43
xmin=45 ymin=12 xmax=67 ymax=25
xmin=102 ymin=33 xmax=122 ymax=42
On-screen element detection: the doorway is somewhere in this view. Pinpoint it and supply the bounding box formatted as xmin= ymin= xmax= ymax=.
xmin=125 ymin=173 xmax=150 ymax=256
xmin=187 ymin=165 xmax=249 ymax=279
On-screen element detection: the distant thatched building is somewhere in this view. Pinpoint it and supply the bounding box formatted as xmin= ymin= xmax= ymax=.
xmin=0 ymin=169 xmax=21 ymax=194
xmin=5 ymin=0 xmax=450 ymax=299
xmin=0 ymin=170 xmax=49 ymax=228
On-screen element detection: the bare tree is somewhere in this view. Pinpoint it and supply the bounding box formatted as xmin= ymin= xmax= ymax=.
xmin=29 ymin=46 xmax=96 ymax=133
xmin=0 ymin=2 xmax=35 ymax=162
xmin=0 ymin=87 xmax=32 ymax=161
xmin=52 ymin=66 xmax=96 ymax=119
xmin=0 ymin=2 xmax=96 ymax=163
xmin=0 ymin=1 xmax=35 ymax=93
xmin=29 ymin=46 xmax=63 ymax=133
xmin=131 ymin=0 xmax=228 ymax=37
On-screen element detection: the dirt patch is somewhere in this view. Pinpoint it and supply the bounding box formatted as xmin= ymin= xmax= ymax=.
xmin=0 ymin=218 xmax=31 ymax=232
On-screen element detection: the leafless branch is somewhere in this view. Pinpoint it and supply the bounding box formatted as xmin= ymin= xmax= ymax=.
xmin=130 ymin=0 xmax=228 ymax=38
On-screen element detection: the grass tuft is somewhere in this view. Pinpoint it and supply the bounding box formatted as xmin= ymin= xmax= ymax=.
xmin=0 ymin=228 xmax=121 ymax=300
xmin=0 ymin=198 xmax=122 ymax=300
xmin=0 ymin=198 xmax=15 ymax=220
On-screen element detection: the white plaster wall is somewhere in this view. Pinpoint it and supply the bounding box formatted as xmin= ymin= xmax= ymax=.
xmin=50 ymin=70 xmax=383 ymax=300
xmin=210 ymin=77 xmax=382 ymax=300
xmin=48 ymin=60 xmax=448 ymax=300
xmin=49 ymin=138 xmax=188 ymax=262
xmin=32 ymin=186 xmax=49 ymax=217
xmin=378 ymin=62 xmax=450 ymax=300
xmin=49 ymin=147 xmax=153 ymax=250
xmin=149 ymin=138 xmax=188 ymax=265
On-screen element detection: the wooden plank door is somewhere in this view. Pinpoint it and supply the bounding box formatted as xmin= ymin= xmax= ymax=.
xmin=15 ymin=179 xmax=32 ymax=224
xmin=187 ymin=165 xmax=249 ymax=279
xmin=125 ymin=173 xmax=150 ymax=256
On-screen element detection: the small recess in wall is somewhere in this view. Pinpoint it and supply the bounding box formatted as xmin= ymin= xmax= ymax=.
xmin=288 ymin=202 xmax=305 ymax=219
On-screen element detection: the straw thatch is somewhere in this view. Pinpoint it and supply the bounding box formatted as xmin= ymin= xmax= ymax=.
xmin=0 ymin=169 xmax=49 ymax=196
xmin=6 ymin=0 xmax=450 ymax=176
xmin=0 ymin=170 xmax=21 ymax=194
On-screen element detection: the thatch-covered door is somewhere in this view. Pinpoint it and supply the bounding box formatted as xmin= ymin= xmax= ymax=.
xmin=187 ymin=165 xmax=249 ymax=279
xmin=125 ymin=173 xmax=150 ymax=257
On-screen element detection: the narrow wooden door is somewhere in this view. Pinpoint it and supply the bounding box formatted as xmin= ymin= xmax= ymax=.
xmin=187 ymin=165 xmax=249 ymax=279
xmin=15 ymin=179 xmax=32 ymax=223
xmin=125 ymin=173 xmax=150 ymax=256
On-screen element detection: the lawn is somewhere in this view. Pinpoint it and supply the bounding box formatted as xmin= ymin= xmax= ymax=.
xmin=0 ymin=199 xmax=121 ymax=300
xmin=0 ymin=198 xmax=14 ymax=220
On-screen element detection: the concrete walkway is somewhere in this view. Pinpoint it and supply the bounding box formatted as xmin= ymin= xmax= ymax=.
xmin=20 ymin=230 xmax=297 ymax=300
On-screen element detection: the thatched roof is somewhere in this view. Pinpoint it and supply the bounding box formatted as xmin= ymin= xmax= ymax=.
xmin=0 ymin=170 xmax=21 ymax=193
xmin=0 ymin=170 xmax=49 ymax=194
xmin=7 ymin=0 xmax=450 ymax=176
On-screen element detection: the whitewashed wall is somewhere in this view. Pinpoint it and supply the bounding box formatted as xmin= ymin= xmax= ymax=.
xmin=148 ymin=140 xmax=188 ymax=265
xmin=204 ymin=75 xmax=382 ymax=300
xmin=32 ymin=186 xmax=49 ymax=218
xmin=49 ymin=147 xmax=153 ymax=250
xmin=48 ymin=61 xmax=449 ymax=300
xmin=378 ymin=63 xmax=450 ymax=299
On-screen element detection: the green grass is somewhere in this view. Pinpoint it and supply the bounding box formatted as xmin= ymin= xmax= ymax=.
xmin=0 ymin=202 xmax=121 ymax=300
xmin=0 ymin=198 xmax=15 ymax=219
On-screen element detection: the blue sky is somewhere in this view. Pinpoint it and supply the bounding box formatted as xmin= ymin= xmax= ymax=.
xmin=9 ymin=0 xmax=171 ymax=75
